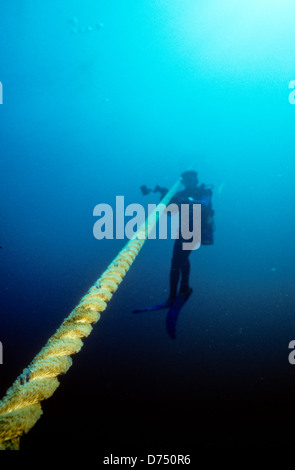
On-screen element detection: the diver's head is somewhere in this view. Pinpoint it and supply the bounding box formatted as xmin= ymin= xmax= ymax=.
xmin=181 ymin=170 xmax=198 ymax=189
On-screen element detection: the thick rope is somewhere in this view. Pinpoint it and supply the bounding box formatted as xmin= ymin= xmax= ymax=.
xmin=0 ymin=180 xmax=181 ymax=450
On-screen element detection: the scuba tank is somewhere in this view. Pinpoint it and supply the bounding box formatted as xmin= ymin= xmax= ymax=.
xmin=199 ymin=184 xmax=215 ymax=245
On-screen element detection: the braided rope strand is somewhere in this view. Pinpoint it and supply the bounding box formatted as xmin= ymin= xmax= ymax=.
xmin=0 ymin=180 xmax=181 ymax=449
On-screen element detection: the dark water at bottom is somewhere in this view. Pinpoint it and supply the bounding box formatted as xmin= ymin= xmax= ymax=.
xmin=1 ymin=267 xmax=295 ymax=461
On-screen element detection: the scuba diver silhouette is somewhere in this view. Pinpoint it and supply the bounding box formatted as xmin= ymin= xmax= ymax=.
xmin=141 ymin=170 xmax=214 ymax=308
xmin=135 ymin=171 xmax=214 ymax=339
xmin=133 ymin=170 xmax=215 ymax=339
xmin=157 ymin=170 xmax=214 ymax=306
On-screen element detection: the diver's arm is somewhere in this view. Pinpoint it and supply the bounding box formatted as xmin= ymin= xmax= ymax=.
xmin=154 ymin=186 xmax=169 ymax=199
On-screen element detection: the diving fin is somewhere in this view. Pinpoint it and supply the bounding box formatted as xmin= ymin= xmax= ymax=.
xmin=166 ymin=288 xmax=193 ymax=339
xmin=132 ymin=301 xmax=171 ymax=314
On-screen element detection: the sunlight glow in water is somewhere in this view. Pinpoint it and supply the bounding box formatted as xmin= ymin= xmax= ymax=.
xmin=166 ymin=0 xmax=295 ymax=76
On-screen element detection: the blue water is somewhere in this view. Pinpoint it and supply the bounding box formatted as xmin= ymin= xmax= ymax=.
xmin=1 ymin=0 xmax=295 ymax=455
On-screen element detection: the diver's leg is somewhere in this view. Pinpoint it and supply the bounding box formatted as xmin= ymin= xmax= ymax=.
xmin=168 ymin=240 xmax=182 ymax=303
xmin=179 ymin=250 xmax=192 ymax=295
xmin=169 ymin=262 xmax=180 ymax=301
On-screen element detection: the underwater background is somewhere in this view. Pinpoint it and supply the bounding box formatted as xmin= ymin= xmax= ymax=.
xmin=1 ymin=0 xmax=295 ymax=456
